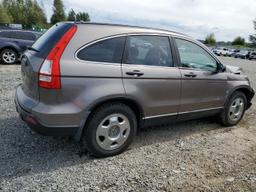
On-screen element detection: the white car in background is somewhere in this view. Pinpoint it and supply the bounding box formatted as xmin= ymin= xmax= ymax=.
xmin=226 ymin=49 xmax=236 ymax=57
xmin=216 ymin=47 xmax=229 ymax=56
xmin=213 ymin=47 xmax=228 ymax=56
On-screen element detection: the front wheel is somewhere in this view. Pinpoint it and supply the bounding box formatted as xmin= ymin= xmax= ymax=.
xmin=1 ymin=49 xmax=18 ymax=64
xmin=83 ymin=103 xmax=137 ymax=157
xmin=219 ymin=91 xmax=247 ymax=126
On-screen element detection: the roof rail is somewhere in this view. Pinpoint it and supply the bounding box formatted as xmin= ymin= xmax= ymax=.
xmin=72 ymin=21 xmax=187 ymax=36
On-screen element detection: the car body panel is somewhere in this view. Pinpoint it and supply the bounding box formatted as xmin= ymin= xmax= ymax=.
xmin=122 ymin=64 xmax=182 ymax=118
xmin=15 ymin=22 xmax=254 ymax=140
xmin=179 ymin=68 xmax=227 ymax=112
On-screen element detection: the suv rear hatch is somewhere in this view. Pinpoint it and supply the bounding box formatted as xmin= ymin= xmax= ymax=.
xmin=20 ymin=23 xmax=76 ymax=110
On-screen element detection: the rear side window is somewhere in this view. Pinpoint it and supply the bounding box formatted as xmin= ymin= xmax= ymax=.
xmin=32 ymin=23 xmax=74 ymax=58
xmin=0 ymin=31 xmax=16 ymax=38
xmin=15 ymin=32 xmax=36 ymax=41
xmin=77 ymin=36 xmax=126 ymax=63
xmin=124 ymin=36 xmax=173 ymax=67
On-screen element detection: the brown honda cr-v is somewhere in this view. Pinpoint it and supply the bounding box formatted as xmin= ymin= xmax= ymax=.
xmin=15 ymin=22 xmax=254 ymax=157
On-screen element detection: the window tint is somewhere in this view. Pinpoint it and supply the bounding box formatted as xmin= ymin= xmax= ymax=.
xmin=175 ymin=38 xmax=217 ymax=71
xmin=32 ymin=23 xmax=74 ymax=58
xmin=0 ymin=31 xmax=7 ymax=38
xmin=124 ymin=36 xmax=173 ymax=67
xmin=77 ymin=36 xmax=126 ymax=63
xmin=0 ymin=31 xmax=16 ymax=38
xmin=0 ymin=31 xmax=36 ymax=40
xmin=16 ymin=32 xmax=36 ymax=41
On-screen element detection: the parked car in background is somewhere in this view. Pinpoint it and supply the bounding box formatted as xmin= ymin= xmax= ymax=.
xmin=213 ymin=47 xmax=229 ymax=56
xmin=212 ymin=48 xmax=219 ymax=55
xmin=231 ymin=49 xmax=240 ymax=57
xmin=0 ymin=30 xmax=42 ymax=64
xmin=212 ymin=48 xmax=222 ymax=56
xmin=248 ymin=51 xmax=256 ymax=60
xmin=235 ymin=50 xmax=250 ymax=59
xmin=15 ymin=22 xmax=254 ymax=157
xmin=220 ymin=47 xmax=229 ymax=56
xmin=226 ymin=49 xmax=236 ymax=57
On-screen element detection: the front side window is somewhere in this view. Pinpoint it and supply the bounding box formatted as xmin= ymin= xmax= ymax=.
xmin=175 ymin=38 xmax=217 ymax=71
xmin=77 ymin=36 xmax=126 ymax=63
xmin=124 ymin=36 xmax=173 ymax=67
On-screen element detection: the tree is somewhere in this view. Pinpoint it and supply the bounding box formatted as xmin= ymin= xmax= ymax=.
xmin=67 ymin=9 xmax=76 ymax=21
xmin=1 ymin=0 xmax=47 ymax=27
xmin=25 ymin=0 xmax=47 ymax=26
xmin=50 ymin=0 xmax=66 ymax=24
xmin=249 ymin=19 xmax=256 ymax=45
xmin=2 ymin=0 xmax=26 ymax=24
xmin=204 ymin=33 xmax=216 ymax=46
xmin=0 ymin=5 xmax=12 ymax=23
xmin=67 ymin=9 xmax=90 ymax=22
xmin=232 ymin=36 xmax=245 ymax=46
xmin=76 ymin=12 xmax=90 ymax=22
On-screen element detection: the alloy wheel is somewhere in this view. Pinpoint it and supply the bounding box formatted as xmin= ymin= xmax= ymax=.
xmin=96 ymin=113 xmax=131 ymax=151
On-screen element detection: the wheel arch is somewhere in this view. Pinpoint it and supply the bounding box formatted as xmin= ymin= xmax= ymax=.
xmin=226 ymin=85 xmax=254 ymax=109
xmin=75 ymin=96 xmax=145 ymax=141
xmin=88 ymin=97 xmax=144 ymax=124
xmin=0 ymin=46 xmax=19 ymax=56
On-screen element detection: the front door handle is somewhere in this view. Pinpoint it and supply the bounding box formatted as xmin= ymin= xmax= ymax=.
xmin=126 ymin=70 xmax=144 ymax=77
xmin=184 ymin=72 xmax=197 ymax=78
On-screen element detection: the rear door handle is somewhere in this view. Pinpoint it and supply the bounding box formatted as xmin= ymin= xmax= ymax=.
xmin=126 ymin=70 xmax=144 ymax=77
xmin=184 ymin=72 xmax=197 ymax=78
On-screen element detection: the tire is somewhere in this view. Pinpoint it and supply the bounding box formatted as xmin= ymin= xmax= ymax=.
xmin=219 ymin=91 xmax=247 ymax=126
xmin=83 ymin=103 xmax=137 ymax=157
xmin=0 ymin=48 xmax=18 ymax=64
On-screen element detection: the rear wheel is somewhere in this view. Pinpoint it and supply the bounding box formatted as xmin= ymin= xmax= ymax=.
xmin=1 ymin=49 xmax=18 ymax=64
xmin=83 ymin=103 xmax=137 ymax=157
xmin=219 ymin=91 xmax=247 ymax=126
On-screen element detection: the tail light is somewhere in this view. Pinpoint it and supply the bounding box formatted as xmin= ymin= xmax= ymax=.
xmin=39 ymin=25 xmax=77 ymax=89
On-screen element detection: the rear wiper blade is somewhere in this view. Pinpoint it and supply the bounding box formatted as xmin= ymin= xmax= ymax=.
xmin=27 ymin=46 xmax=40 ymax=52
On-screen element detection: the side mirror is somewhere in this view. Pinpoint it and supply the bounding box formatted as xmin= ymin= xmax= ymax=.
xmin=212 ymin=63 xmax=225 ymax=74
xmin=218 ymin=63 xmax=226 ymax=72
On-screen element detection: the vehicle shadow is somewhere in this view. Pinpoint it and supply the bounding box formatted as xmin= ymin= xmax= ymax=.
xmin=0 ymin=115 xmax=225 ymax=181
xmin=133 ymin=117 xmax=224 ymax=149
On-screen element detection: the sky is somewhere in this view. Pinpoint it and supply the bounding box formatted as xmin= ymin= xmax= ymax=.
xmin=41 ymin=0 xmax=256 ymax=42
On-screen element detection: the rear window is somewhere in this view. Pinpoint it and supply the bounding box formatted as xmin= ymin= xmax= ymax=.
xmin=32 ymin=23 xmax=73 ymax=58
xmin=77 ymin=36 xmax=126 ymax=63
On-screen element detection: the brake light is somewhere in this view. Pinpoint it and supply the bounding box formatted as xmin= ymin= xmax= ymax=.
xmin=39 ymin=25 xmax=77 ymax=89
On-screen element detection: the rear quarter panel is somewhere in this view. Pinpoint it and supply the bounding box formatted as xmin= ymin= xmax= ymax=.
xmin=37 ymin=25 xmax=127 ymax=127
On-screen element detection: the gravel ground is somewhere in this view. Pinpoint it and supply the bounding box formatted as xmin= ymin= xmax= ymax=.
xmin=0 ymin=57 xmax=256 ymax=191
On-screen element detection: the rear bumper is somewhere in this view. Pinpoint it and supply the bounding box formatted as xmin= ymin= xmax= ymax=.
xmin=15 ymin=87 xmax=79 ymax=137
